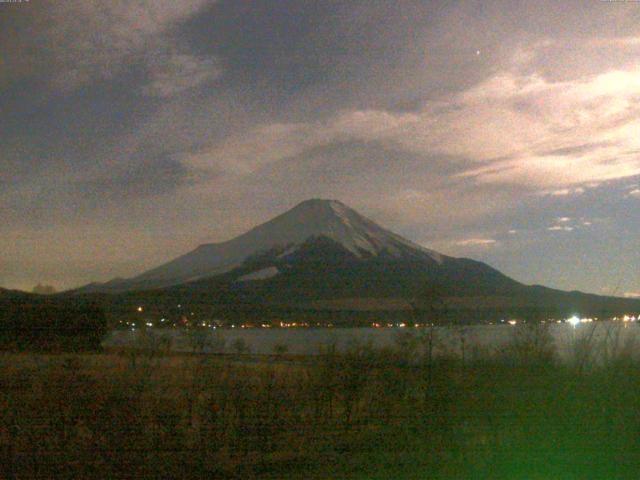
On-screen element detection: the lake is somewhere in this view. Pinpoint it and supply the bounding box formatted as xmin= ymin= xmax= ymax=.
xmin=103 ymin=320 xmax=640 ymax=362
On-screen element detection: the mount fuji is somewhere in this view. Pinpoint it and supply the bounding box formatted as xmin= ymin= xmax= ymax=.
xmin=74 ymin=199 xmax=640 ymax=320
xmin=80 ymin=199 xmax=503 ymax=293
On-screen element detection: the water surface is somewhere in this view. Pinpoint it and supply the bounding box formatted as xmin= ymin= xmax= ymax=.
xmin=104 ymin=321 xmax=640 ymax=362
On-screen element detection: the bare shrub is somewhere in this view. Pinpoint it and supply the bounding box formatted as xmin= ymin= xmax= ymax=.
xmin=598 ymin=322 xmax=638 ymax=368
xmin=273 ymin=343 xmax=289 ymax=357
xmin=567 ymin=323 xmax=599 ymax=373
xmin=231 ymin=338 xmax=251 ymax=355
xmin=498 ymin=322 xmax=557 ymax=367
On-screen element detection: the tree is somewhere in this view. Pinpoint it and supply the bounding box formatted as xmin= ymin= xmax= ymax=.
xmin=32 ymin=284 xmax=57 ymax=295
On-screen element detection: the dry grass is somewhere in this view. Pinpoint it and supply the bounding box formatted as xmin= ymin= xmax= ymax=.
xmin=2 ymin=325 xmax=640 ymax=479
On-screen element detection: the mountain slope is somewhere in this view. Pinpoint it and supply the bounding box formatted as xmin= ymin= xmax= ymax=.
xmin=95 ymin=234 xmax=639 ymax=323
xmin=179 ymin=235 xmax=525 ymax=300
xmin=80 ymin=199 xmax=445 ymax=292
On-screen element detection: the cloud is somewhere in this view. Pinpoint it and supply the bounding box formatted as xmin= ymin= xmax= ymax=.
xmin=143 ymin=52 xmax=222 ymax=97
xmin=437 ymin=67 xmax=640 ymax=188
xmin=629 ymin=188 xmax=640 ymax=197
xmin=183 ymin=62 xmax=640 ymax=194
xmin=4 ymin=0 xmax=218 ymax=94
xmin=455 ymin=238 xmax=498 ymax=247
xmin=548 ymin=189 xmax=571 ymax=196
xmin=179 ymin=110 xmax=422 ymax=176
xmin=76 ymin=155 xmax=195 ymax=200
xmin=544 ymin=187 xmax=586 ymax=196
xmin=547 ymin=226 xmax=574 ymax=232
xmin=540 ymin=142 xmax=615 ymax=157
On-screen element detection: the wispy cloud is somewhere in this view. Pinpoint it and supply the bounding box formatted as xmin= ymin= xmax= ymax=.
xmin=189 ymin=62 xmax=640 ymax=193
xmin=455 ymin=238 xmax=498 ymax=247
xmin=143 ymin=52 xmax=222 ymax=97
xmin=4 ymin=0 xmax=218 ymax=95
xmin=544 ymin=187 xmax=586 ymax=196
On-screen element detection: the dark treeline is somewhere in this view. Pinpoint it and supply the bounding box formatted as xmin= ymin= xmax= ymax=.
xmin=100 ymin=297 xmax=634 ymax=329
xmin=64 ymin=278 xmax=640 ymax=328
xmin=0 ymin=296 xmax=107 ymax=351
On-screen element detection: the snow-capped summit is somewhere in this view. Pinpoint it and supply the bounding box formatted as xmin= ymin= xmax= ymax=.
xmin=91 ymin=199 xmax=443 ymax=291
xmin=221 ymin=198 xmax=441 ymax=260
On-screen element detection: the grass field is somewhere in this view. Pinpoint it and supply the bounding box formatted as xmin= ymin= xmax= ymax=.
xmin=2 ymin=324 xmax=640 ymax=479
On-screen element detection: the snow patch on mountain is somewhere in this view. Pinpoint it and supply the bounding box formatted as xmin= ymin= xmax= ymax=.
xmin=238 ymin=266 xmax=280 ymax=282
xmin=277 ymin=246 xmax=299 ymax=258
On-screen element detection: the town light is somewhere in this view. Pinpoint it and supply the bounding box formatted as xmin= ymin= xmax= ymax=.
xmin=567 ymin=316 xmax=580 ymax=327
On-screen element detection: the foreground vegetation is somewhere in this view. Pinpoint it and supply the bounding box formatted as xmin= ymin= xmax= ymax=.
xmin=1 ymin=324 xmax=640 ymax=479
xmin=0 ymin=296 xmax=106 ymax=352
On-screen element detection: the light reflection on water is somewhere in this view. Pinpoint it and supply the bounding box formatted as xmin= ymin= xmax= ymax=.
xmin=104 ymin=321 xmax=640 ymax=361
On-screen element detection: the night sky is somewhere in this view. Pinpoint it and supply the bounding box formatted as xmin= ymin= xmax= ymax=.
xmin=2 ymin=0 xmax=640 ymax=296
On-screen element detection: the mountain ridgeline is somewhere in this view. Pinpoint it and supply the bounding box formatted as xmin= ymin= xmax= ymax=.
xmin=72 ymin=199 xmax=640 ymax=324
